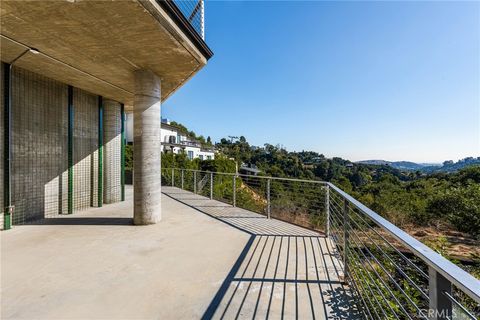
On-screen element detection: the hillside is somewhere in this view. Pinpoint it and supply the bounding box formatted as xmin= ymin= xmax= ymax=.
xmin=214 ymin=138 xmax=480 ymax=241
xmin=357 ymin=160 xmax=432 ymax=171
xmin=422 ymin=157 xmax=480 ymax=173
xmin=358 ymin=158 xmax=479 ymax=172
xmin=156 ymin=128 xmax=480 ymax=244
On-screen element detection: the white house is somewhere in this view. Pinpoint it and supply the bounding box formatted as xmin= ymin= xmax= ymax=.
xmin=126 ymin=115 xmax=215 ymax=160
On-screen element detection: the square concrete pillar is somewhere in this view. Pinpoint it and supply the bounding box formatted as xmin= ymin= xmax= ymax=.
xmin=133 ymin=70 xmax=161 ymax=225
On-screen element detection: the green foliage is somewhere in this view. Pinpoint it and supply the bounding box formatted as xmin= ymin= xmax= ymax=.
xmin=424 ymin=236 xmax=451 ymax=257
xmin=125 ymin=144 xmax=133 ymax=170
xmin=198 ymin=154 xmax=236 ymax=173
xmin=156 ymin=132 xmax=479 ymax=316
xmin=168 ymin=121 xmax=189 ymax=135
xmin=423 ymin=157 xmax=480 ymax=173
xmin=427 ymin=182 xmax=480 ymax=238
xmin=169 ymin=121 xmax=212 ymax=148
xmin=216 ymin=136 xmax=480 ymax=239
xmin=158 ymin=128 xmax=479 ymax=240
xmin=161 ymin=152 xmax=200 ymax=170
xmin=454 ymin=164 xmax=480 ymax=184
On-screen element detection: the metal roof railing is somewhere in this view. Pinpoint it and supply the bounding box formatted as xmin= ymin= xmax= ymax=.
xmin=156 ymin=0 xmax=212 ymax=59
xmin=171 ymin=0 xmax=205 ymax=39
xmin=162 ymin=168 xmax=480 ymax=319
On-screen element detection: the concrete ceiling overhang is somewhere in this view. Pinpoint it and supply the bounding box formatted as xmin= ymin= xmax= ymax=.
xmin=0 ymin=0 xmax=210 ymax=110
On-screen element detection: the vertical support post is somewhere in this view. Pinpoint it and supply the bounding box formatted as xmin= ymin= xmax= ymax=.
xmin=200 ymin=0 xmax=205 ymax=40
xmin=267 ymin=178 xmax=271 ymax=219
xmin=120 ymin=103 xmax=125 ymax=201
xmin=3 ymin=63 xmax=13 ymax=229
xmin=343 ymin=198 xmax=349 ymax=280
xmin=210 ymin=172 xmax=213 ymax=199
xmin=98 ymin=96 xmax=103 ymax=207
xmin=67 ymin=86 xmax=74 ymax=214
xmin=233 ymin=175 xmax=236 ymax=207
xmin=326 ymin=185 xmax=330 ymax=237
xmin=181 ymin=169 xmax=184 ymax=189
xmin=171 ymin=168 xmax=174 ymax=187
xmin=428 ymin=267 xmax=452 ymax=320
xmin=193 ymin=171 xmax=197 ymax=194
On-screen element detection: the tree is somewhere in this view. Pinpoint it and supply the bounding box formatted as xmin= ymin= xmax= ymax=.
xmin=214 ymin=133 xmax=480 ymax=240
xmin=455 ymin=165 xmax=480 ymax=184
xmin=427 ymin=184 xmax=480 ymax=239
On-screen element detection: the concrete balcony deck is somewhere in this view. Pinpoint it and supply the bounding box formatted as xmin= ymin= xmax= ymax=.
xmin=1 ymin=186 xmax=359 ymax=319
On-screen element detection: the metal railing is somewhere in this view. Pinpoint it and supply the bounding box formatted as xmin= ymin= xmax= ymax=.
xmin=161 ymin=168 xmax=480 ymax=320
xmin=179 ymin=140 xmax=202 ymax=147
xmin=327 ymin=184 xmax=480 ymax=320
xmin=171 ymin=0 xmax=205 ymax=39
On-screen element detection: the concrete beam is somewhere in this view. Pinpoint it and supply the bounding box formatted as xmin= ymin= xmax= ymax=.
xmin=0 ymin=0 xmax=208 ymax=108
xmin=133 ymin=70 xmax=161 ymax=225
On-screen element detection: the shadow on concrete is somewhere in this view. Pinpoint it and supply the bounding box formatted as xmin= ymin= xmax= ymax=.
xmin=162 ymin=187 xmax=362 ymax=320
xmin=28 ymin=217 xmax=133 ymax=226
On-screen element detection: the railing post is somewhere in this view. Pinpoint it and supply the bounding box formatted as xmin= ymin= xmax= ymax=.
xmin=232 ymin=175 xmax=236 ymax=207
xmin=326 ymin=185 xmax=330 ymax=237
xmin=200 ymin=0 xmax=205 ymax=40
xmin=181 ymin=169 xmax=184 ymax=189
xmin=267 ymin=179 xmax=271 ymax=219
xmin=428 ymin=267 xmax=452 ymax=320
xmin=343 ymin=198 xmax=349 ymax=281
xmin=210 ymin=172 xmax=213 ymax=199
xmin=194 ymin=171 xmax=197 ymax=194
xmin=171 ymin=168 xmax=174 ymax=187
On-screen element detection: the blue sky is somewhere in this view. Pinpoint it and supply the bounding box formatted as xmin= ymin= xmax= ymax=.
xmin=163 ymin=1 xmax=480 ymax=163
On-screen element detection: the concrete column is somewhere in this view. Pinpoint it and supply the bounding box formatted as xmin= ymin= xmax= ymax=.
xmin=133 ymin=69 xmax=161 ymax=225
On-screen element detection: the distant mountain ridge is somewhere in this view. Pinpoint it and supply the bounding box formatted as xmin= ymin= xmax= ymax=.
xmin=357 ymin=157 xmax=480 ymax=172
xmin=356 ymin=160 xmax=439 ymax=171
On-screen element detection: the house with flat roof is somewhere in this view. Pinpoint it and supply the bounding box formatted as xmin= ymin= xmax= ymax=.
xmin=125 ymin=115 xmax=215 ymax=160
xmin=160 ymin=121 xmax=216 ymax=160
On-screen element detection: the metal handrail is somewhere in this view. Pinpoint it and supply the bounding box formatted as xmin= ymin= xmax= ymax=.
xmin=327 ymin=182 xmax=480 ymax=305
xmin=177 ymin=168 xmax=327 ymax=184
xmin=170 ymin=0 xmax=204 ymax=39
xmin=161 ymin=167 xmax=480 ymax=318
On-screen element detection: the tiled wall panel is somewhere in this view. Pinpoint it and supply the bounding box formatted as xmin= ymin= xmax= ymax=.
xmin=2 ymin=67 xmax=123 ymax=225
xmin=11 ymin=67 xmax=68 ymax=223
xmin=73 ymin=88 xmax=99 ymax=211
xmin=103 ymin=100 xmax=122 ymax=204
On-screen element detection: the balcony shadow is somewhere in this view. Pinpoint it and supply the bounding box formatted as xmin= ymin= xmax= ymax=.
xmin=162 ymin=187 xmax=362 ymax=319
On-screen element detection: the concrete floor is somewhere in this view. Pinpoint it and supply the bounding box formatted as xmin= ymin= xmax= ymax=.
xmin=1 ymin=186 xmax=359 ymax=319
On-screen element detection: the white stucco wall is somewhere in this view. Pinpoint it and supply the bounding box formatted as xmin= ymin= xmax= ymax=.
xmin=125 ymin=114 xmax=215 ymax=160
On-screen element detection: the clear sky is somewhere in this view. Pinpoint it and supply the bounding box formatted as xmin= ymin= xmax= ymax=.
xmin=163 ymin=1 xmax=480 ymax=163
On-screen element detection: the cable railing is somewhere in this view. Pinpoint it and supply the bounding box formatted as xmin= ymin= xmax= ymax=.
xmin=171 ymin=0 xmax=205 ymax=39
xmin=161 ymin=168 xmax=480 ymax=320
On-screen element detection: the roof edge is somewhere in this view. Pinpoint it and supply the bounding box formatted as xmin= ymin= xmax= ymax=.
xmin=157 ymin=0 xmax=213 ymax=60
